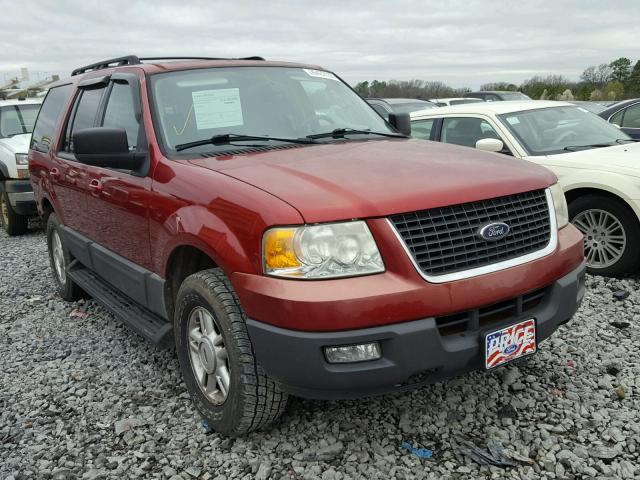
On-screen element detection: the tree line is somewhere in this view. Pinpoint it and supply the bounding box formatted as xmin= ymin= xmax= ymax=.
xmin=353 ymin=57 xmax=640 ymax=101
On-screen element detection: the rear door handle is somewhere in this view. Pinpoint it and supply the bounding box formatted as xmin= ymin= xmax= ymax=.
xmin=88 ymin=179 xmax=103 ymax=195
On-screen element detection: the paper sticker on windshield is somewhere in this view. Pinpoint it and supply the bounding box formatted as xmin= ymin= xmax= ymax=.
xmin=192 ymin=88 xmax=244 ymax=130
xmin=506 ymin=116 xmax=521 ymax=125
xmin=303 ymin=69 xmax=339 ymax=81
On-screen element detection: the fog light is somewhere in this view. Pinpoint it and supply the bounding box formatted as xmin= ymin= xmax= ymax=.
xmin=324 ymin=342 xmax=381 ymax=364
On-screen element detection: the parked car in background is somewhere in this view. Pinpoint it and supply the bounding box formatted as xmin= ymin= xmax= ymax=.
xmin=599 ymin=98 xmax=640 ymax=139
xmin=0 ymin=98 xmax=42 ymax=235
xmin=30 ymin=56 xmax=584 ymax=435
xmin=464 ymin=91 xmax=531 ymax=101
xmin=411 ymin=100 xmax=640 ymax=276
xmin=366 ymin=98 xmax=436 ymax=119
xmin=430 ymin=97 xmax=484 ymax=107
xmin=568 ymin=101 xmax=608 ymax=114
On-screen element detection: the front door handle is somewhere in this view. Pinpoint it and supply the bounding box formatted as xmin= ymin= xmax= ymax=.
xmin=50 ymin=168 xmax=61 ymax=180
xmin=88 ymin=179 xmax=103 ymax=195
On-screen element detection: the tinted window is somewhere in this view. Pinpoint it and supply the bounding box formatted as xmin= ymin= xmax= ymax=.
xmin=65 ymin=87 xmax=105 ymax=152
xmin=392 ymin=102 xmax=435 ymax=114
xmin=610 ymin=109 xmax=624 ymax=126
xmin=441 ymin=117 xmax=500 ymax=148
xmin=102 ymin=83 xmax=139 ymax=150
xmin=411 ymin=119 xmax=435 ymax=139
xmin=370 ymin=103 xmax=389 ymax=118
xmin=31 ymin=85 xmax=72 ymax=152
xmin=621 ymin=104 xmax=640 ymax=129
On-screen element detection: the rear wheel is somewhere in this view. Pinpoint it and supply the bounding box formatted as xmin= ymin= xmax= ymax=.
xmin=569 ymin=194 xmax=640 ymax=276
xmin=174 ymin=269 xmax=288 ymax=436
xmin=0 ymin=190 xmax=28 ymax=236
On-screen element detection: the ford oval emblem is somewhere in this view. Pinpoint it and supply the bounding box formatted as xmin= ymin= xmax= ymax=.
xmin=479 ymin=222 xmax=510 ymax=241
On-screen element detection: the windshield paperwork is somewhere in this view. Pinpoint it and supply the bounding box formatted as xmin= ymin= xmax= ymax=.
xmin=151 ymin=67 xmax=397 ymax=155
xmin=498 ymin=106 xmax=632 ymax=156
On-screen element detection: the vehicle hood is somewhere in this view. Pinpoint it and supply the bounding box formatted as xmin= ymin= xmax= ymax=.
xmin=539 ymin=142 xmax=640 ymax=176
xmin=0 ymin=133 xmax=31 ymax=154
xmin=190 ymin=139 xmax=556 ymax=223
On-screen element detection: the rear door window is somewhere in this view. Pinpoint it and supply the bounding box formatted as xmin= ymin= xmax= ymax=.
xmin=31 ymin=84 xmax=72 ymax=153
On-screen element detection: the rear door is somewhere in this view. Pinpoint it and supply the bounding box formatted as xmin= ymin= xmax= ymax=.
xmin=81 ymin=73 xmax=153 ymax=271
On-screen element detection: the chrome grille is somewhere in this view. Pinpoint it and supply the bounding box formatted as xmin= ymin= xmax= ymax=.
xmin=390 ymin=189 xmax=552 ymax=277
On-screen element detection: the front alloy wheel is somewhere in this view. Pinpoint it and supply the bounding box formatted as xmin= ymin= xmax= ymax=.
xmin=569 ymin=194 xmax=640 ymax=277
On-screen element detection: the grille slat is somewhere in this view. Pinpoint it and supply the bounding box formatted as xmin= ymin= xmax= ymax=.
xmin=390 ymin=189 xmax=551 ymax=277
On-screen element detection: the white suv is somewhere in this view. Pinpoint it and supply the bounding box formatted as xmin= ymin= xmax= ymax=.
xmin=0 ymin=98 xmax=42 ymax=235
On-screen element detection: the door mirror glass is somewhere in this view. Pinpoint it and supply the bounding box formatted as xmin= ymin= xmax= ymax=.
xmin=475 ymin=137 xmax=504 ymax=152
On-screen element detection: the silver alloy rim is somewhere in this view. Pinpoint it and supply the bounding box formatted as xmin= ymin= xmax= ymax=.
xmin=572 ymin=209 xmax=626 ymax=269
xmin=51 ymin=230 xmax=67 ymax=285
xmin=187 ymin=306 xmax=230 ymax=405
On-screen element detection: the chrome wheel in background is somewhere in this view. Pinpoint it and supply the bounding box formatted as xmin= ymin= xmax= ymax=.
xmin=572 ymin=209 xmax=626 ymax=269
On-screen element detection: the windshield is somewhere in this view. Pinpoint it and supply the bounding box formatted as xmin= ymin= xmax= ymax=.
xmin=0 ymin=104 xmax=40 ymax=138
xmin=498 ymin=106 xmax=632 ymax=156
xmin=150 ymin=67 xmax=394 ymax=154
xmin=499 ymin=92 xmax=531 ymax=100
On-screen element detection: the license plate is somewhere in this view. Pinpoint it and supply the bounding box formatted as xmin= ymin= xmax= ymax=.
xmin=485 ymin=318 xmax=536 ymax=369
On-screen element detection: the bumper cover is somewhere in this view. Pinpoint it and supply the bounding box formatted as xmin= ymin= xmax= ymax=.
xmin=247 ymin=261 xmax=586 ymax=399
xmin=2 ymin=179 xmax=36 ymax=215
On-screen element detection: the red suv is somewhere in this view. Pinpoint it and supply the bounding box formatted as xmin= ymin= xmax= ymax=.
xmin=29 ymin=56 xmax=585 ymax=435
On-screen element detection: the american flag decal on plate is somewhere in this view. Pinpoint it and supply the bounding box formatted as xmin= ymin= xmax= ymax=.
xmin=485 ymin=319 xmax=536 ymax=369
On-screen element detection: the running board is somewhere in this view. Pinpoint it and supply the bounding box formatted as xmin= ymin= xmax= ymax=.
xmin=68 ymin=265 xmax=173 ymax=349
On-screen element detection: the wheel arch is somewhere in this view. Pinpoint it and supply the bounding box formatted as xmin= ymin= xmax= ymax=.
xmin=564 ymin=184 xmax=640 ymax=223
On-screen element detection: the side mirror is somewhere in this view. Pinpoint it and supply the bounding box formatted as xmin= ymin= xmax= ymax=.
xmin=388 ymin=112 xmax=411 ymax=136
xmin=73 ymin=128 xmax=145 ymax=170
xmin=475 ymin=138 xmax=504 ymax=153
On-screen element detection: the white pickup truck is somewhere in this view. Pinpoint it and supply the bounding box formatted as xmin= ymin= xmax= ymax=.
xmin=0 ymin=98 xmax=42 ymax=235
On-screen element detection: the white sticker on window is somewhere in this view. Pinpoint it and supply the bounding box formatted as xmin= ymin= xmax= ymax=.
xmin=192 ymin=88 xmax=243 ymax=130
xmin=303 ymin=69 xmax=339 ymax=81
xmin=506 ymin=116 xmax=520 ymax=125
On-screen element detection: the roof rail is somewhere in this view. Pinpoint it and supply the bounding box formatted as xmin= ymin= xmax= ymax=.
xmin=138 ymin=56 xmax=265 ymax=62
xmin=71 ymin=55 xmax=141 ymax=76
xmin=71 ymin=55 xmax=266 ymax=76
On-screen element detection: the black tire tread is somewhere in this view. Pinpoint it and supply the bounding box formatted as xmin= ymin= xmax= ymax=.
xmin=178 ymin=269 xmax=287 ymax=435
xmin=1 ymin=190 xmax=28 ymax=236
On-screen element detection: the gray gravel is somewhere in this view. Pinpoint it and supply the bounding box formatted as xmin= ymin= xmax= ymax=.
xmin=1 ymin=224 xmax=639 ymax=479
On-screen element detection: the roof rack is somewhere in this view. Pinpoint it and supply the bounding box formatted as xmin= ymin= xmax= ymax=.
xmin=71 ymin=55 xmax=265 ymax=76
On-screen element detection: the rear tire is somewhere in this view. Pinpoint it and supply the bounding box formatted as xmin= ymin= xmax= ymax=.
xmin=174 ymin=269 xmax=288 ymax=436
xmin=0 ymin=190 xmax=28 ymax=236
xmin=569 ymin=194 xmax=640 ymax=277
xmin=47 ymin=213 xmax=83 ymax=301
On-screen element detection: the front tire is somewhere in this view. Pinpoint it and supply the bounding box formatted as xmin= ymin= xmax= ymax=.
xmin=175 ymin=269 xmax=288 ymax=436
xmin=569 ymin=194 xmax=640 ymax=277
xmin=46 ymin=213 xmax=83 ymax=301
xmin=0 ymin=190 xmax=28 ymax=236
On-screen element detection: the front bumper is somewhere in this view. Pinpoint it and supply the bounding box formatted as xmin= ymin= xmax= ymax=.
xmin=247 ymin=261 xmax=586 ymax=399
xmin=1 ymin=179 xmax=36 ymax=215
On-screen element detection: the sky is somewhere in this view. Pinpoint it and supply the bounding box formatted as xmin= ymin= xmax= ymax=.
xmin=1 ymin=0 xmax=639 ymax=89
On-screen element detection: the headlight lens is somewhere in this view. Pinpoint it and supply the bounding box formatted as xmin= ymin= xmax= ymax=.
xmin=263 ymin=221 xmax=384 ymax=279
xmin=550 ymin=183 xmax=569 ymax=229
xmin=15 ymin=153 xmax=28 ymax=165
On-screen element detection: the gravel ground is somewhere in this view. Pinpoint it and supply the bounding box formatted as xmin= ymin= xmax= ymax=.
xmin=1 ymin=224 xmax=639 ymax=480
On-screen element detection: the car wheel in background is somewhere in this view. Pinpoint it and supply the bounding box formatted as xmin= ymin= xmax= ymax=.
xmin=0 ymin=190 xmax=28 ymax=236
xmin=569 ymin=194 xmax=640 ymax=277
xmin=174 ymin=269 xmax=288 ymax=436
xmin=46 ymin=213 xmax=83 ymax=301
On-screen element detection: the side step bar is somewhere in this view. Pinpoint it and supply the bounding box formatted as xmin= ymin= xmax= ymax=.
xmin=68 ymin=264 xmax=173 ymax=349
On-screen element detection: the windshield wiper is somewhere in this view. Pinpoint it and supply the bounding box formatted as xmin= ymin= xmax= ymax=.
xmin=616 ymin=138 xmax=639 ymax=143
xmin=175 ymin=133 xmax=318 ymax=152
xmin=307 ymin=128 xmax=407 ymax=140
xmin=563 ymin=143 xmax=615 ymax=151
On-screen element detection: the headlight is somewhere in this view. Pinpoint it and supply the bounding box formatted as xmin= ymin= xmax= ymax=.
xmin=15 ymin=153 xmax=28 ymax=165
xmin=263 ymin=220 xmax=385 ymax=279
xmin=549 ymin=183 xmax=569 ymax=229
